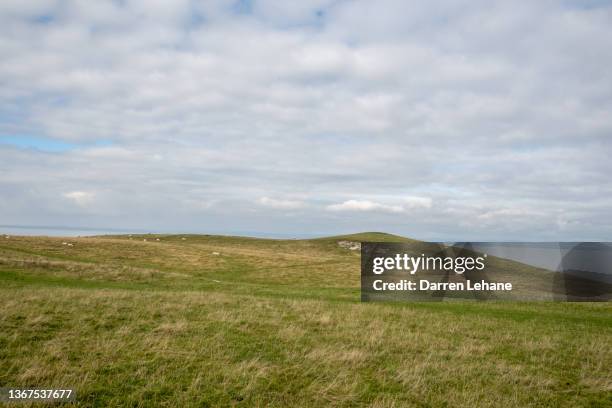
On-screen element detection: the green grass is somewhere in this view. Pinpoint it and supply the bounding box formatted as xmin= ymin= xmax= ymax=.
xmin=0 ymin=233 xmax=610 ymax=407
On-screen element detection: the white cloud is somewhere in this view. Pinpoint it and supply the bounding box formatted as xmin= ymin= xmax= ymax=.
xmin=403 ymin=196 xmax=432 ymax=209
xmin=326 ymin=197 xmax=431 ymax=214
xmin=327 ymin=200 xmax=404 ymax=214
xmin=63 ymin=191 xmax=95 ymax=207
xmin=0 ymin=1 xmax=611 ymax=240
xmin=258 ymin=197 xmax=305 ymax=210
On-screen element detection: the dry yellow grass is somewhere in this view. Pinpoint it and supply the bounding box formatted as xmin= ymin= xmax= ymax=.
xmin=0 ymin=233 xmax=610 ymax=407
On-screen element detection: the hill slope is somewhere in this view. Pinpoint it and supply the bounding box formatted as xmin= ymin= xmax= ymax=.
xmin=0 ymin=233 xmax=610 ymax=407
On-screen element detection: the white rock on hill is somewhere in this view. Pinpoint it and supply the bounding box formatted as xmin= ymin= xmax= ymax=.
xmin=337 ymin=241 xmax=361 ymax=251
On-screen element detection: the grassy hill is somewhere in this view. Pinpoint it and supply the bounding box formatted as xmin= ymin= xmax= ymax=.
xmin=0 ymin=233 xmax=610 ymax=407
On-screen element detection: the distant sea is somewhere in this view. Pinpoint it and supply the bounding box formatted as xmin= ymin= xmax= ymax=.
xmin=0 ymin=225 xmax=317 ymax=239
xmin=0 ymin=225 xmax=146 ymax=237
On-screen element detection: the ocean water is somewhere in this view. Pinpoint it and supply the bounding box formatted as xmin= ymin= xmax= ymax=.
xmin=0 ymin=225 xmax=316 ymax=239
xmin=0 ymin=225 xmax=145 ymax=237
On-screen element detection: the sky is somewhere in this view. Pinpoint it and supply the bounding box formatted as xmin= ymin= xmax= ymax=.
xmin=1 ymin=0 xmax=612 ymax=240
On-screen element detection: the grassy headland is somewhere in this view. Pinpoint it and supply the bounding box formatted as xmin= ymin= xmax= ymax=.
xmin=0 ymin=233 xmax=610 ymax=407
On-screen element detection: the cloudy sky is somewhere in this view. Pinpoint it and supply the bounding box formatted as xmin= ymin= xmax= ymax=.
xmin=1 ymin=0 xmax=611 ymax=240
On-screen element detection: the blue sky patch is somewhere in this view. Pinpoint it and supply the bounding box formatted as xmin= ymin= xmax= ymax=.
xmin=0 ymin=135 xmax=111 ymax=153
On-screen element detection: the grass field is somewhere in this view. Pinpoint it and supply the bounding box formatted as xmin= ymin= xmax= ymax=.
xmin=0 ymin=232 xmax=610 ymax=407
